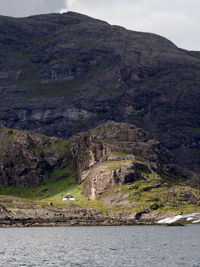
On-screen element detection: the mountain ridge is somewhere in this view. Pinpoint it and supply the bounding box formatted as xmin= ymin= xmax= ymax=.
xmin=0 ymin=122 xmax=199 ymax=223
xmin=0 ymin=11 xmax=200 ymax=173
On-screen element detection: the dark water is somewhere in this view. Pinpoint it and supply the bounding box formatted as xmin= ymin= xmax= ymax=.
xmin=0 ymin=225 xmax=199 ymax=267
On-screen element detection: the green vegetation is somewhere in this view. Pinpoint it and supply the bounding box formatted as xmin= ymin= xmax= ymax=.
xmin=4 ymin=131 xmax=16 ymax=143
xmin=108 ymin=162 xmax=121 ymax=172
xmin=73 ymin=119 xmax=90 ymax=132
xmin=111 ymin=152 xmax=129 ymax=156
xmin=103 ymin=172 xmax=200 ymax=215
xmin=0 ymin=166 xmax=199 ymax=216
xmin=98 ymin=139 xmax=117 ymax=145
xmin=0 ymin=163 xmax=75 ymax=201
xmin=0 ymin=161 xmax=107 ymax=214
xmin=188 ymin=149 xmax=200 ymax=157
xmin=105 ymin=88 xmax=120 ymax=95
xmin=33 ymin=146 xmax=41 ymax=156
xmin=185 ymin=126 xmax=200 ymax=134
xmin=54 ymin=163 xmax=74 ymax=178
xmin=16 ymin=71 xmax=41 ymax=88
xmin=135 ymin=154 xmax=145 ymax=161
xmin=107 ymin=160 xmax=133 ymax=172
xmin=48 ymin=140 xmax=70 ymax=154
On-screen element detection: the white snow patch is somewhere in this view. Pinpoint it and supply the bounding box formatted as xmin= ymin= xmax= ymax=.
xmin=157 ymin=213 xmax=200 ymax=224
xmin=192 ymin=219 xmax=200 ymax=224
xmin=158 ymin=215 xmax=182 ymax=224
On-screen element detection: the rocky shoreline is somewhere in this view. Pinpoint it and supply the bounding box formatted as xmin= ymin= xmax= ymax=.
xmin=0 ymin=205 xmax=137 ymax=228
xmin=1 ymin=204 xmax=200 ymax=228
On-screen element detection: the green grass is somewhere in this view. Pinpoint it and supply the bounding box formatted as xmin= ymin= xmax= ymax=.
xmin=0 ymin=162 xmax=107 ymax=214
xmin=135 ymin=154 xmax=145 ymax=161
xmin=108 ymin=162 xmax=121 ymax=172
xmin=48 ymin=140 xmax=70 ymax=154
xmin=4 ymin=132 xmax=16 ymax=143
xmin=185 ymin=126 xmax=200 ymax=134
xmin=98 ymin=139 xmax=117 ymax=145
xmin=102 ymin=171 xmax=200 ymax=215
xmin=15 ymin=69 xmax=41 ymax=88
xmin=54 ymin=164 xmax=73 ymax=178
xmin=0 ymin=174 xmax=74 ymax=200
xmin=33 ymin=147 xmax=41 ymax=156
xmin=111 ymin=152 xmax=129 ymax=156
xmin=105 ymin=88 xmax=120 ymax=95
xmin=107 ymin=160 xmax=133 ymax=172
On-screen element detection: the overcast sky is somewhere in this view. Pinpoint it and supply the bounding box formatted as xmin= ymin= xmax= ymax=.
xmin=0 ymin=0 xmax=199 ymax=51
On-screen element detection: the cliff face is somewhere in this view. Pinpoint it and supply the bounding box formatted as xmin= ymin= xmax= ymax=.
xmin=69 ymin=122 xmax=177 ymax=200
xmin=0 ymin=122 xmax=199 ymax=218
xmin=0 ymin=12 xmax=200 ymax=172
xmin=0 ymin=122 xmax=174 ymax=191
xmin=0 ymin=125 xmax=71 ymax=187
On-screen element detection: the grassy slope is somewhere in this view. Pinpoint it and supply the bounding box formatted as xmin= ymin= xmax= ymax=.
xmin=0 ymin=163 xmax=107 ymax=214
xmin=0 ymin=158 xmax=199 ymax=216
xmin=102 ymin=172 xmax=200 ymax=216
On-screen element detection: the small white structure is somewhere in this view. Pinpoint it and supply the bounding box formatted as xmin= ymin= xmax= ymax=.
xmin=63 ymin=193 xmax=75 ymax=201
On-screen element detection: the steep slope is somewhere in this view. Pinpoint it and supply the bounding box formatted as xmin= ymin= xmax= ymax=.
xmin=0 ymin=12 xmax=200 ymax=171
xmin=0 ymin=124 xmax=71 ymax=187
xmin=69 ymin=122 xmax=175 ymax=199
xmin=0 ymin=122 xmax=199 ymax=222
xmin=0 ymin=121 xmax=174 ymax=188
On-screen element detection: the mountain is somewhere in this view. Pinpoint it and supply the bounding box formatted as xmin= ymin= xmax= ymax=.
xmin=0 ymin=11 xmax=200 ymax=174
xmin=0 ymin=122 xmax=199 ymax=223
xmin=0 ymin=122 xmax=174 ymax=188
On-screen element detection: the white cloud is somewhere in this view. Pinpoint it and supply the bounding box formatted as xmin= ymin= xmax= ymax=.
xmin=0 ymin=0 xmax=67 ymax=17
xmin=60 ymin=0 xmax=200 ymax=50
xmin=0 ymin=0 xmax=199 ymax=50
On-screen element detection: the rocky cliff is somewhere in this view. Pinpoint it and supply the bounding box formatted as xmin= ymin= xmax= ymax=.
xmin=69 ymin=122 xmax=175 ymax=200
xmin=0 ymin=124 xmax=71 ymax=187
xmin=0 ymin=122 xmax=199 ymax=221
xmin=0 ymin=12 xmax=200 ymax=172
xmin=0 ymin=122 xmax=174 ymax=189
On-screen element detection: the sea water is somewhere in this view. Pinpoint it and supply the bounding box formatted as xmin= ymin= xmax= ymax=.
xmin=0 ymin=225 xmax=199 ymax=267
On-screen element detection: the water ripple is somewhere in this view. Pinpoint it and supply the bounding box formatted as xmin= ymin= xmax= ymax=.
xmin=0 ymin=225 xmax=199 ymax=266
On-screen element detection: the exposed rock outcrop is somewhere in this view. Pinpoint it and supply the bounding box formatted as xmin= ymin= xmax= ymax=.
xmin=0 ymin=123 xmax=199 ymax=225
xmin=0 ymin=12 xmax=200 ymax=172
xmin=0 ymin=122 xmax=176 ymax=191
xmin=69 ymin=122 xmax=176 ymax=199
xmin=0 ymin=125 xmax=71 ymax=187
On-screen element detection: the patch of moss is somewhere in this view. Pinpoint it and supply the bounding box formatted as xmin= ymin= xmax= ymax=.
xmin=73 ymin=119 xmax=89 ymax=132
xmin=4 ymin=131 xmax=16 ymax=143
xmin=98 ymin=139 xmax=117 ymax=145
xmin=112 ymin=152 xmax=129 ymax=156
xmin=135 ymin=154 xmax=145 ymax=161
xmin=54 ymin=162 xmax=74 ymax=178
xmin=107 ymin=160 xmax=134 ymax=172
xmin=188 ymin=149 xmax=200 ymax=157
xmin=15 ymin=69 xmax=41 ymax=88
xmin=33 ymin=146 xmax=42 ymax=156
xmin=0 ymin=162 xmax=75 ymax=201
xmin=105 ymin=88 xmax=120 ymax=95
xmin=185 ymin=126 xmax=200 ymax=134
xmin=102 ymin=171 xmax=200 ymax=214
xmin=48 ymin=140 xmax=70 ymax=154
xmin=108 ymin=162 xmax=121 ymax=172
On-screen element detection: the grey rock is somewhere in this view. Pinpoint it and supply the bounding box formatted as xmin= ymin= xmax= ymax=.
xmin=0 ymin=12 xmax=200 ymax=173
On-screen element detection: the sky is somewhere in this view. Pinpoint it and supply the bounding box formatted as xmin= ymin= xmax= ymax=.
xmin=0 ymin=0 xmax=199 ymax=51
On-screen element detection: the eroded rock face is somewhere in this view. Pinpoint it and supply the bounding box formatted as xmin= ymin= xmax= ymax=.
xmin=0 ymin=125 xmax=71 ymax=187
xmin=0 ymin=122 xmax=176 ymax=192
xmin=0 ymin=12 xmax=200 ymax=172
xmin=69 ymin=122 xmax=175 ymax=199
